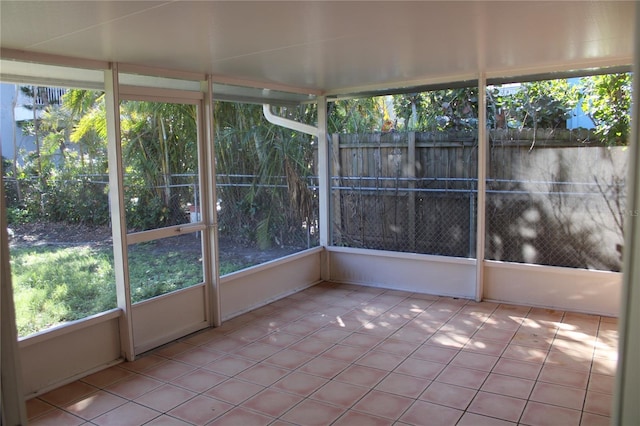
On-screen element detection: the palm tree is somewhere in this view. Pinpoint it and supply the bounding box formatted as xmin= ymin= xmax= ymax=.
xmin=65 ymin=89 xmax=107 ymax=173
xmin=120 ymin=100 xmax=198 ymax=230
xmin=213 ymin=101 xmax=317 ymax=249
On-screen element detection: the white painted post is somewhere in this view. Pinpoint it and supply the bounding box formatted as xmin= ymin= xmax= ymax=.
xmin=475 ymin=74 xmax=487 ymax=302
xmin=105 ymin=65 xmax=135 ymax=360
xmin=203 ymin=76 xmax=222 ymax=327
xmin=317 ymin=96 xmax=330 ymax=279
xmin=613 ymin=4 xmax=640 ymax=423
xmin=408 ymin=132 xmax=416 ymax=252
xmin=331 ymin=134 xmax=342 ymax=246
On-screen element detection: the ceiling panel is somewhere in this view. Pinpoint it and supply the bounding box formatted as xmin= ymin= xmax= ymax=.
xmin=0 ymin=1 xmax=170 ymax=49
xmin=481 ymin=1 xmax=633 ymax=75
xmin=0 ymin=1 xmax=635 ymax=95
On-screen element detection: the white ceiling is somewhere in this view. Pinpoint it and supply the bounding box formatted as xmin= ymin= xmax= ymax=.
xmin=0 ymin=1 xmax=636 ymax=96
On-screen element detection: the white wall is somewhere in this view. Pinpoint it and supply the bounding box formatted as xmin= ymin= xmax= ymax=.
xmin=328 ymin=247 xmax=477 ymax=299
xmin=19 ymin=311 xmax=122 ymax=397
xmin=484 ymin=261 xmax=621 ymax=316
xmin=220 ymin=247 xmax=323 ymax=320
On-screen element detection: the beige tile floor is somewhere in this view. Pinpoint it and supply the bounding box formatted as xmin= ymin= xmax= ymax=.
xmin=27 ymin=282 xmax=618 ymax=425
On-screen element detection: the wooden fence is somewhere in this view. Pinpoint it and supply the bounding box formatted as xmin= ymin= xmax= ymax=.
xmin=328 ymin=129 xmax=626 ymax=270
xmin=331 ymin=131 xmax=478 ymax=256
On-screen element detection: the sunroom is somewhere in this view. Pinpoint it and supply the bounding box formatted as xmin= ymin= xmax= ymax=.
xmin=1 ymin=1 xmax=639 ymax=425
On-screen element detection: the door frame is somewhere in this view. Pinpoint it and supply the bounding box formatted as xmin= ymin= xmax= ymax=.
xmin=106 ymin=68 xmax=218 ymax=359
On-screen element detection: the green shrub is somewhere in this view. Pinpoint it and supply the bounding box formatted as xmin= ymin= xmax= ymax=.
xmin=6 ymin=207 xmax=32 ymax=225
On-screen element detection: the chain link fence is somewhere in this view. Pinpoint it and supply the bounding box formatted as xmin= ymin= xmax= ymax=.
xmin=331 ymin=132 xmax=477 ymax=257
xmin=486 ymin=139 xmax=627 ymax=272
xmin=216 ymin=173 xmax=320 ymax=251
xmin=333 ymin=178 xmax=476 ymax=257
xmin=4 ymin=132 xmax=627 ymax=272
xmin=486 ymin=178 xmax=625 ymax=272
xmin=330 ymin=131 xmax=626 ymax=272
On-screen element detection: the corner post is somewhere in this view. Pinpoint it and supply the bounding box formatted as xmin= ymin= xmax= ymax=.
xmin=317 ymin=96 xmax=330 ymax=279
xmin=475 ymin=73 xmax=488 ymax=302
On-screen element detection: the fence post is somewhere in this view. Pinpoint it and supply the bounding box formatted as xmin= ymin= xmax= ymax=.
xmin=408 ymin=132 xmax=416 ymax=251
xmin=331 ymin=133 xmax=342 ymax=245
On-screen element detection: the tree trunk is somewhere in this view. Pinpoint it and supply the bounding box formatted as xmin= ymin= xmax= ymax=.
xmin=32 ymin=86 xmax=44 ymax=213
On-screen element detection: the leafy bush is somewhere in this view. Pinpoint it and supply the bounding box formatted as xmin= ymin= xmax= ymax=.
xmin=125 ymin=191 xmax=170 ymax=231
xmin=44 ymin=178 xmax=109 ymax=224
xmin=488 ymin=79 xmax=581 ymax=130
xmin=6 ymin=166 xmax=110 ymax=226
xmin=6 ymin=207 xmax=32 ymax=225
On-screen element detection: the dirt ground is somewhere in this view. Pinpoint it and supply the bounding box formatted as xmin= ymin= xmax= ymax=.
xmin=8 ymin=222 xmax=302 ymax=266
xmin=9 ymin=222 xmax=113 ymax=246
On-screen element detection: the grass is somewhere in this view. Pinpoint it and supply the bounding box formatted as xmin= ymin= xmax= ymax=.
xmin=10 ymin=244 xmax=247 ymax=337
xmin=127 ymin=242 xmax=204 ymax=302
xmin=11 ymin=245 xmax=117 ymax=336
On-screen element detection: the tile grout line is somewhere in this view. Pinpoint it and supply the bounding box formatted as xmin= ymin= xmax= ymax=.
xmin=27 ymin=285 xmax=615 ymax=426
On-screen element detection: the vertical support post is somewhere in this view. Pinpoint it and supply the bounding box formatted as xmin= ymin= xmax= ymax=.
xmin=613 ymin=5 xmax=640 ymax=423
xmin=331 ymin=134 xmax=342 ymax=245
xmin=105 ymin=65 xmax=135 ymax=360
xmin=317 ymin=96 xmax=330 ymax=279
xmin=475 ymin=74 xmax=488 ymax=303
xmin=469 ymin=172 xmax=476 ymax=258
xmin=1 ymin=174 xmax=27 ymax=425
xmin=408 ymin=132 xmax=416 ymax=252
xmin=203 ymin=76 xmax=222 ymax=327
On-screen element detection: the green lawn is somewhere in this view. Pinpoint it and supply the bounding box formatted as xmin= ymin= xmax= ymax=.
xmin=11 ymin=245 xmax=117 ymax=336
xmin=11 ymin=244 xmax=246 ymax=337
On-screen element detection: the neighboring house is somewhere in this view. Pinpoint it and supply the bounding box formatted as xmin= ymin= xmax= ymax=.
xmin=0 ymin=83 xmax=27 ymax=163
xmin=0 ymin=83 xmax=66 ymax=166
xmin=566 ymin=77 xmax=595 ymax=130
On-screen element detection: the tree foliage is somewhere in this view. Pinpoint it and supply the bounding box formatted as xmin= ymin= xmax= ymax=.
xmin=328 ymin=76 xmax=630 ymax=148
xmin=214 ymin=102 xmax=317 ymax=249
xmin=6 ymin=87 xmax=110 ymax=225
xmin=393 ymin=88 xmax=479 ymax=131
xmin=328 ymin=97 xmax=385 ymax=133
xmin=120 ymin=100 xmax=199 ymax=231
xmin=581 ymin=73 xmax=632 ymax=146
xmin=490 ymin=79 xmax=581 ymax=130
